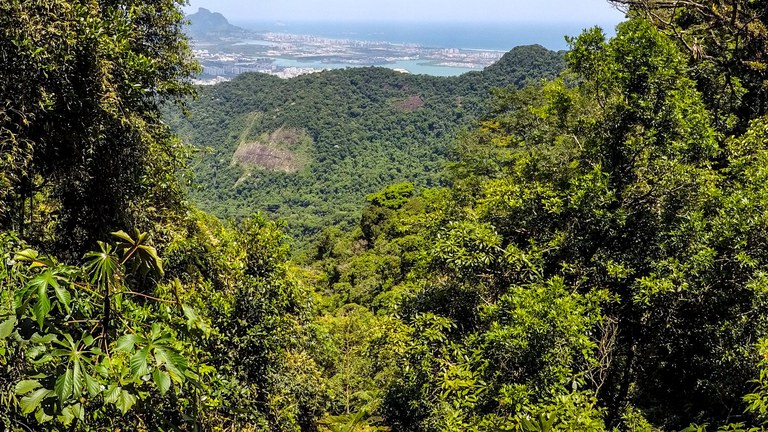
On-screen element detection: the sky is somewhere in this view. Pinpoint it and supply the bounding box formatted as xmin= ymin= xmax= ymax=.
xmin=182 ymin=0 xmax=625 ymax=24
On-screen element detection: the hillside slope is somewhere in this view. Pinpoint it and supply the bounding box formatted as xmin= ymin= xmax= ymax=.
xmin=166 ymin=45 xmax=565 ymax=242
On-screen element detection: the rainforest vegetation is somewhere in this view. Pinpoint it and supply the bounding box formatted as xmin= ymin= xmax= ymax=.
xmin=4 ymin=0 xmax=768 ymax=431
xmin=164 ymin=45 xmax=565 ymax=245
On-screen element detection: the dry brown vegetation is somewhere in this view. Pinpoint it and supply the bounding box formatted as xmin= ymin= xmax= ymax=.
xmin=232 ymin=127 xmax=309 ymax=173
xmin=391 ymin=95 xmax=424 ymax=112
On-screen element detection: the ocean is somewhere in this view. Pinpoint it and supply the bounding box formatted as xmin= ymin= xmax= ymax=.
xmin=231 ymin=21 xmax=620 ymax=52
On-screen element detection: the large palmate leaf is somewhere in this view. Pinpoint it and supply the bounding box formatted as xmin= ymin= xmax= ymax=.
xmin=117 ymin=323 xmax=190 ymax=394
xmin=12 ymin=267 xmax=73 ymax=330
xmin=49 ymin=333 xmax=102 ymax=403
xmin=28 ymin=271 xmax=61 ymax=328
xmin=84 ymin=241 xmax=120 ymax=287
xmin=112 ymin=230 xmax=164 ymax=278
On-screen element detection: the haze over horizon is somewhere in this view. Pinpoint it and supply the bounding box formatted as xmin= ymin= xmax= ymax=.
xmin=183 ymin=0 xmax=625 ymax=25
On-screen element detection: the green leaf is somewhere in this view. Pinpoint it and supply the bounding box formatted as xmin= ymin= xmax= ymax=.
xmin=54 ymin=369 xmax=74 ymax=402
xmin=154 ymin=346 xmax=188 ymax=379
xmin=30 ymin=333 xmax=57 ymax=345
xmin=53 ymin=285 xmax=72 ymax=313
xmin=15 ymin=380 xmax=41 ymax=395
xmin=26 ymin=345 xmax=47 ymax=360
xmin=182 ymin=304 xmax=198 ymax=321
xmin=153 ymin=369 xmax=171 ymax=394
xmin=111 ymin=230 xmax=134 ymax=244
xmin=58 ymin=403 xmax=85 ymax=426
xmin=0 ymin=316 xmax=16 ymax=339
xmin=58 ymin=405 xmax=76 ymax=426
xmin=35 ymin=406 xmax=53 ymax=423
xmin=115 ymin=389 xmax=137 ymax=414
xmin=20 ymin=388 xmax=51 ymax=414
xmin=115 ymin=334 xmax=140 ymax=352
xmin=33 ymin=293 xmax=51 ymax=329
xmin=138 ymin=244 xmax=164 ymax=276
xmin=83 ymin=373 xmax=101 ymax=398
xmin=72 ymin=361 xmax=84 ymax=399
xmin=14 ymin=249 xmax=51 ymax=269
xmin=14 ymin=248 xmax=39 ymax=262
xmin=103 ymin=385 xmax=122 ymax=404
xmin=129 ymin=347 xmax=150 ymax=378
xmin=84 ymin=242 xmax=120 ymax=286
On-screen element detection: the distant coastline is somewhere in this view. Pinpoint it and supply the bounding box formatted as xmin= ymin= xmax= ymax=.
xmin=186 ymin=9 xmax=598 ymax=81
xmin=229 ymin=21 xmax=619 ymax=51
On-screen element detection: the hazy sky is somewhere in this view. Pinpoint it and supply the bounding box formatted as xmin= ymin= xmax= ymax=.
xmin=183 ymin=0 xmax=625 ymax=24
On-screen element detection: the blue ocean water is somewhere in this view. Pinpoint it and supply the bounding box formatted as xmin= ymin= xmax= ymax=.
xmin=232 ymin=21 xmax=619 ymax=51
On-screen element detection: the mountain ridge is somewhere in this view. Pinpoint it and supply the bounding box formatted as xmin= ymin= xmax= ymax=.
xmin=185 ymin=7 xmax=246 ymax=39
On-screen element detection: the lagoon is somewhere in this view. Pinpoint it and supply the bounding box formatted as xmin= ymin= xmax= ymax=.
xmin=272 ymin=57 xmax=480 ymax=77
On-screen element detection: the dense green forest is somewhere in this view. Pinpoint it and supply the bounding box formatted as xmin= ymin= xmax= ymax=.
xmin=5 ymin=0 xmax=768 ymax=431
xmin=165 ymin=46 xmax=565 ymax=245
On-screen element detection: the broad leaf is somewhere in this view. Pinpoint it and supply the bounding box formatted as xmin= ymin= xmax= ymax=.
xmin=84 ymin=242 xmax=120 ymax=286
xmin=19 ymin=388 xmax=51 ymax=414
xmin=34 ymin=407 xmax=53 ymax=424
xmin=154 ymin=346 xmax=188 ymax=380
xmin=72 ymin=361 xmax=84 ymax=399
xmin=129 ymin=347 xmax=150 ymax=378
xmin=54 ymin=369 xmax=74 ymax=402
xmin=58 ymin=404 xmax=76 ymax=426
xmin=153 ymin=369 xmax=171 ymax=394
xmin=15 ymin=380 xmax=41 ymax=395
xmin=115 ymin=389 xmax=137 ymax=414
xmin=0 ymin=316 xmax=16 ymax=339
xmin=115 ymin=334 xmax=141 ymax=352
xmin=83 ymin=373 xmax=101 ymax=398
xmin=103 ymin=385 xmax=122 ymax=404
xmin=53 ymin=284 xmax=72 ymax=313
xmin=32 ymin=292 xmax=51 ymax=329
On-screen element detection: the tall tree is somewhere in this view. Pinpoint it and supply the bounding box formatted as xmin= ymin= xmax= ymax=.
xmin=609 ymin=0 xmax=768 ymax=133
xmin=0 ymin=0 xmax=198 ymax=252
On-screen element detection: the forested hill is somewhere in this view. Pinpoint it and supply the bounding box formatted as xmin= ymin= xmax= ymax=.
xmin=9 ymin=1 xmax=768 ymax=431
xmin=166 ymin=44 xmax=564 ymax=242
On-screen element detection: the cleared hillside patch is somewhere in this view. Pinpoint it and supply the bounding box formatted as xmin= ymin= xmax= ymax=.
xmin=233 ymin=127 xmax=311 ymax=173
xmin=391 ymin=95 xmax=424 ymax=112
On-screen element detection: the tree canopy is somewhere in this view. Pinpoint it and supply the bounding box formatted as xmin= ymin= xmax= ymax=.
xmin=6 ymin=0 xmax=768 ymax=431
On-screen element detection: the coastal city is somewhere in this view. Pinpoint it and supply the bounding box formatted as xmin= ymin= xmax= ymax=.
xmin=191 ymin=29 xmax=505 ymax=83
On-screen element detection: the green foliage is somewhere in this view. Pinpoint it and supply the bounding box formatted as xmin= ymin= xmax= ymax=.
xmin=611 ymin=0 xmax=768 ymax=134
xmin=366 ymin=182 xmax=415 ymax=210
xmin=0 ymin=231 xmax=208 ymax=430
xmin=12 ymin=0 xmax=768 ymax=430
xmin=0 ymin=0 xmax=198 ymax=253
xmin=166 ymin=45 xmax=565 ymax=246
xmin=304 ymin=14 xmax=768 ymax=432
xmin=162 ymin=211 xmax=325 ymax=431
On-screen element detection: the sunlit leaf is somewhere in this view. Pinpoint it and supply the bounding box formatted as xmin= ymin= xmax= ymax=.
xmin=115 ymin=334 xmax=141 ymax=352
xmin=19 ymin=388 xmax=52 ymax=414
xmin=153 ymin=369 xmax=171 ymax=394
xmin=0 ymin=316 xmax=16 ymax=339
xmin=54 ymin=368 xmax=74 ymax=402
xmin=115 ymin=389 xmax=137 ymax=414
xmin=130 ymin=347 xmax=150 ymax=378
xmin=15 ymin=380 xmax=41 ymax=395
